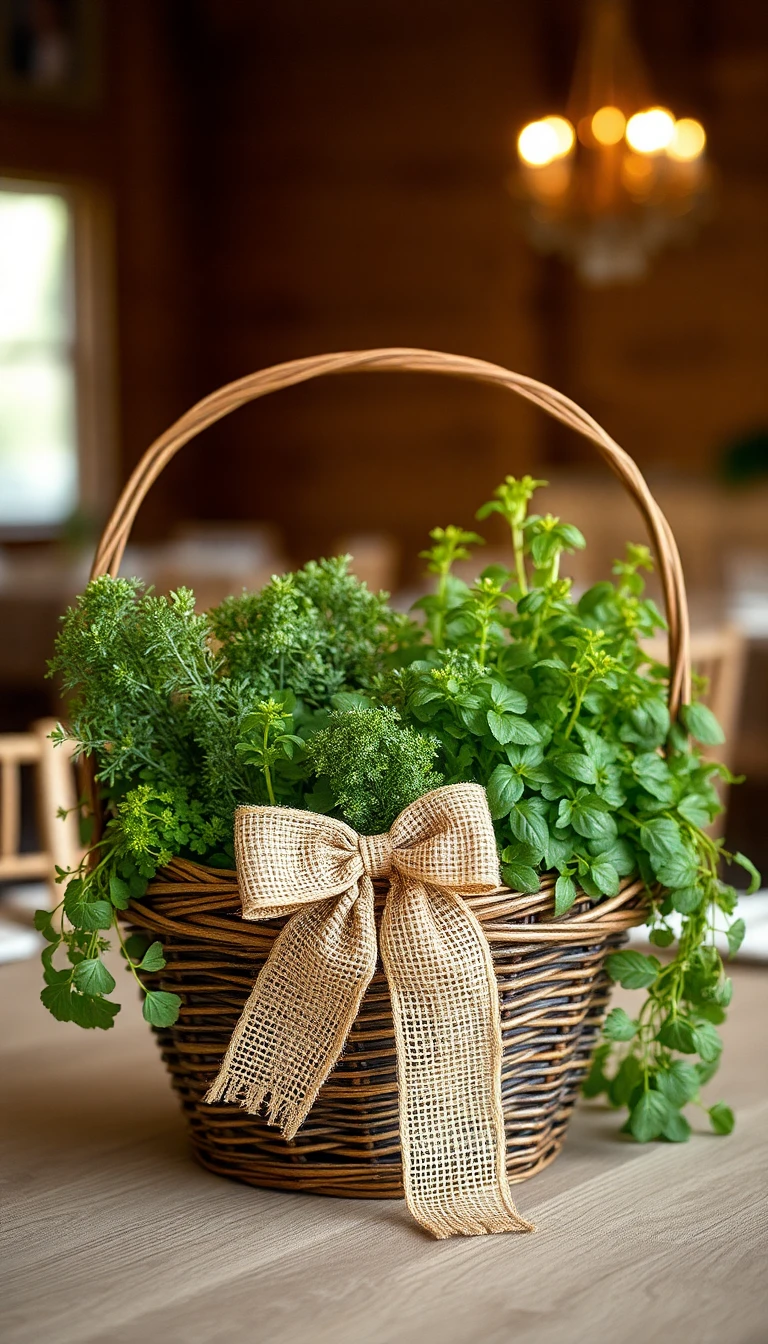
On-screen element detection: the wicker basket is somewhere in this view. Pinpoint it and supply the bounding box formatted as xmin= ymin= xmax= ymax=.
xmin=88 ymin=349 xmax=691 ymax=1198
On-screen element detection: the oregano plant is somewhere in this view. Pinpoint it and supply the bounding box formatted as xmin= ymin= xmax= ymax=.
xmin=42 ymin=478 xmax=758 ymax=1146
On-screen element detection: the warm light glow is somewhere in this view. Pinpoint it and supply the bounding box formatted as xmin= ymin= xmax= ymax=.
xmin=518 ymin=117 xmax=574 ymax=166
xmin=621 ymin=153 xmax=655 ymax=195
xmin=625 ymin=107 xmax=676 ymax=154
xmin=542 ymin=115 xmax=575 ymax=156
xmin=591 ymin=105 xmax=626 ymax=146
xmin=667 ymin=117 xmax=706 ymax=162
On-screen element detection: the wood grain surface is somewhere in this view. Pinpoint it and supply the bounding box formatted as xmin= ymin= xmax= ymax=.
xmin=1 ymin=956 xmax=766 ymax=1344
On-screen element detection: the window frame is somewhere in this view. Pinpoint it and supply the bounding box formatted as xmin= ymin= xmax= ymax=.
xmin=0 ymin=171 xmax=117 ymax=540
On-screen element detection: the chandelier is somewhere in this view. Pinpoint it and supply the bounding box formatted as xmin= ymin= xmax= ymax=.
xmin=513 ymin=0 xmax=711 ymax=284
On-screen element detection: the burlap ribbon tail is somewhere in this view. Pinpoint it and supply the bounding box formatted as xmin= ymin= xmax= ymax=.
xmin=204 ymin=783 xmax=533 ymax=1239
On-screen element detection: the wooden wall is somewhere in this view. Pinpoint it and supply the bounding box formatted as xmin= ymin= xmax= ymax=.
xmin=2 ymin=0 xmax=767 ymax=578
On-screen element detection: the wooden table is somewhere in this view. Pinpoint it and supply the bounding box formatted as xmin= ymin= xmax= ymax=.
xmin=1 ymin=956 xmax=766 ymax=1344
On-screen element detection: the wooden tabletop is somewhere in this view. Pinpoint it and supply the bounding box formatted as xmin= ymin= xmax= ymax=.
xmin=1 ymin=955 xmax=766 ymax=1344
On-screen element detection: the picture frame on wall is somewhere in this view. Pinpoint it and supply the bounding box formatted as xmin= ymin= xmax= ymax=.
xmin=0 ymin=0 xmax=102 ymax=107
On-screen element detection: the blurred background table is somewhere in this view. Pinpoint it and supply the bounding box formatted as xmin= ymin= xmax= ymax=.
xmin=1 ymin=954 xmax=765 ymax=1344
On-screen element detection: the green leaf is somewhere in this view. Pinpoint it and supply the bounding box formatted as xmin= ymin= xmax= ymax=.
xmin=142 ymin=990 xmax=182 ymax=1027
xmin=554 ymin=873 xmax=577 ymax=915
xmin=630 ymin=1090 xmax=672 ymax=1142
xmin=138 ymin=941 xmax=167 ymax=972
xmin=609 ymin=1053 xmax=643 ymax=1107
xmin=649 ymin=926 xmax=675 ymax=948
xmin=733 ymin=851 xmax=761 ymax=895
xmin=508 ymin=799 xmax=550 ymax=858
xmin=605 ymin=949 xmax=660 ymax=989
xmin=670 ymin=885 xmax=702 ymax=915
xmin=631 ymin=752 xmax=673 ymax=801
xmin=34 ymin=908 xmax=59 ymax=942
xmin=603 ymin=1007 xmax=637 ymax=1041
xmin=550 ymin=752 xmax=597 ymax=785
xmin=568 ymin=793 xmax=617 ymax=843
xmin=681 ymin=701 xmax=725 ymax=746
xmin=69 ymin=993 xmax=120 ymax=1030
xmin=486 ymin=763 xmax=524 ymax=819
xmin=656 ymin=851 xmax=699 ymax=890
xmin=662 ymin=1109 xmax=692 ymax=1143
xmin=64 ymin=881 xmax=113 ymax=932
xmin=589 ymin=858 xmax=620 ymax=897
xmin=639 ymin=818 xmax=686 ymax=866
xmin=677 ymin=794 xmax=714 ymax=828
xmin=656 ymin=1060 xmax=700 ymax=1107
xmin=692 ymin=1021 xmax=723 ymax=1063
xmin=330 ymin=691 xmax=373 ymax=712
xmin=502 ymin=862 xmax=540 ymax=894
xmin=109 ymin=874 xmax=131 ymax=910
xmin=487 ymin=711 xmax=541 ymax=746
xmin=40 ymin=980 xmax=73 ymax=1021
xmin=489 ymin=682 xmax=527 ymax=714
xmin=658 ymin=1016 xmax=696 ymax=1052
xmin=726 ymin=918 xmax=746 ymax=957
xmin=72 ymin=958 xmax=116 ymax=996
xmin=582 ymin=1042 xmax=610 ymax=1098
xmin=695 ymin=1059 xmax=720 ymax=1086
xmin=708 ymin=1102 xmax=735 ymax=1135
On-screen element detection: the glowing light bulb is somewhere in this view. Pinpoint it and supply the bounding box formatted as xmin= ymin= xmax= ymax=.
xmin=542 ymin=115 xmax=575 ymax=156
xmin=591 ymin=105 xmax=626 ymax=146
xmin=667 ymin=117 xmax=706 ymax=162
xmin=625 ymin=107 xmax=676 ymax=154
xmin=518 ymin=117 xmax=574 ymax=166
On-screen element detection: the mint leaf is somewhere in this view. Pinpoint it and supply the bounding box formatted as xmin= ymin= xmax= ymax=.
xmin=662 ymin=1109 xmax=692 ymax=1143
xmin=142 ymin=990 xmax=182 ymax=1027
xmin=73 ymin=958 xmax=116 ymax=996
xmin=726 ymin=918 xmax=746 ymax=957
xmin=603 ymin=1007 xmax=636 ymax=1041
xmin=109 ymin=874 xmax=131 ymax=910
xmin=589 ymin=858 xmax=620 ymax=897
xmin=486 ymin=763 xmax=524 ymax=819
xmin=630 ymin=1091 xmax=672 ymax=1142
xmin=708 ymin=1102 xmax=735 ymax=1135
xmin=34 ymin=908 xmax=59 ymax=942
xmin=550 ymin=752 xmax=597 ymax=785
xmin=554 ymin=873 xmax=577 ymax=916
xmin=508 ymin=799 xmax=549 ymax=858
xmin=487 ymin=711 xmax=540 ymax=746
xmin=681 ymin=702 xmax=725 ymax=746
xmin=733 ymin=852 xmax=761 ymax=895
xmin=138 ymin=941 xmax=167 ymax=972
xmin=605 ymin=950 xmax=660 ymax=989
xmin=70 ymin=993 xmax=120 ymax=1030
xmin=692 ymin=1021 xmax=723 ymax=1063
xmin=64 ymin=881 xmax=112 ymax=932
xmin=41 ymin=980 xmax=73 ymax=1021
xmin=670 ymin=885 xmax=702 ymax=915
xmin=658 ymin=1016 xmax=696 ymax=1052
xmin=656 ymin=1060 xmax=700 ymax=1107
xmin=502 ymin=862 xmax=540 ymax=894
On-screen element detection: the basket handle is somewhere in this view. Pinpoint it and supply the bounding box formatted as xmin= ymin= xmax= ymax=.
xmin=91 ymin=348 xmax=691 ymax=714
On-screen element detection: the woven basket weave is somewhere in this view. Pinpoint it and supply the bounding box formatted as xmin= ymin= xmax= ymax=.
xmin=88 ymin=349 xmax=691 ymax=1197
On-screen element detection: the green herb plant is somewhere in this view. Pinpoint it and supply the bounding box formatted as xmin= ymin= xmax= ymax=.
xmin=41 ymin=478 xmax=758 ymax=1148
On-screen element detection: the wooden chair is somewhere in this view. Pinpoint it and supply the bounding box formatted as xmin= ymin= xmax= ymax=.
xmin=0 ymin=719 xmax=83 ymax=904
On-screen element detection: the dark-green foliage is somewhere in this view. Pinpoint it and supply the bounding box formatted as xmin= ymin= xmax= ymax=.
xmin=40 ymin=478 xmax=759 ymax=1147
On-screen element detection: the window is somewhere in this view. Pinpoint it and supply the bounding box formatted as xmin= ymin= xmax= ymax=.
xmin=0 ymin=177 xmax=115 ymax=531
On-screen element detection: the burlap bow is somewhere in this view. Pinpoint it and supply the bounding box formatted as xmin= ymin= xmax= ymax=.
xmin=204 ymin=783 xmax=533 ymax=1239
